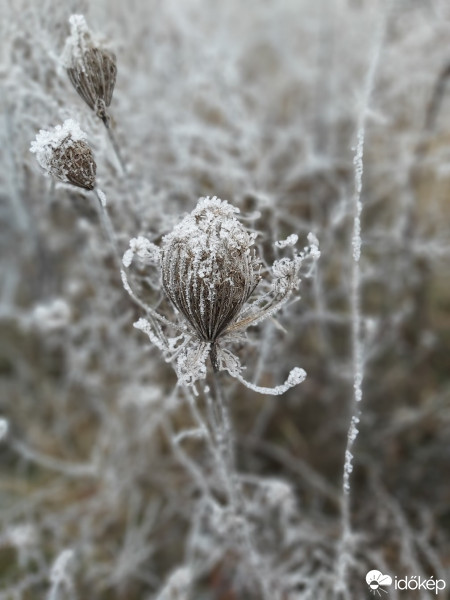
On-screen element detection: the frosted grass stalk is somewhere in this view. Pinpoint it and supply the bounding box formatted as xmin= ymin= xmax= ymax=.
xmin=334 ymin=10 xmax=386 ymax=596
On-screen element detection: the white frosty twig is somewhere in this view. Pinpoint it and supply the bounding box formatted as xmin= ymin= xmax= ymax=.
xmin=334 ymin=6 xmax=387 ymax=596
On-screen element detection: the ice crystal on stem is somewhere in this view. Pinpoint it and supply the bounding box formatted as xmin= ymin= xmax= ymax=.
xmin=123 ymin=196 xmax=319 ymax=393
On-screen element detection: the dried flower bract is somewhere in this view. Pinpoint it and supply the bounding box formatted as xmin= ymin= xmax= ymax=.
xmin=63 ymin=15 xmax=117 ymax=123
xmin=30 ymin=119 xmax=96 ymax=191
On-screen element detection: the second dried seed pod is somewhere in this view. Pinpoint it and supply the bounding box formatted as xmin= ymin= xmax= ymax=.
xmin=30 ymin=119 xmax=96 ymax=191
xmin=63 ymin=15 xmax=117 ymax=123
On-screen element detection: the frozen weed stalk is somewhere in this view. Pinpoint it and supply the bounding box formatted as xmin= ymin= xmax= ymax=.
xmin=123 ymin=196 xmax=320 ymax=393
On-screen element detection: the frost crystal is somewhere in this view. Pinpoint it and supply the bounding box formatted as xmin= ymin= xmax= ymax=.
xmin=275 ymin=234 xmax=298 ymax=248
xmin=307 ymin=232 xmax=321 ymax=260
xmin=123 ymin=236 xmax=161 ymax=267
xmin=30 ymin=120 xmax=96 ymax=190
xmin=96 ymin=188 xmax=107 ymax=207
xmin=124 ymin=196 xmax=318 ymax=393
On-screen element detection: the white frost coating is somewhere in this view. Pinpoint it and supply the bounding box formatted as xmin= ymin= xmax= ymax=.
xmin=122 ymin=249 xmax=134 ymax=268
xmin=6 ymin=525 xmax=36 ymax=548
xmin=123 ymin=236 xmax=161 ymax=267
xmin=133 ymin=318 xmax=167 ymax=353
xmin=155 ymin=567 xmax=192 ymax=600
xmin=173 ymin=428 xmax=206 ymax=444
xmin=61 ymin=15 xmax=94 ymax=69
xmin=343 ymin=449 xmax=353 ymax=494
xmin=272 ymin=258 xmax=299 ymax=296
xmin=96 ymin=188 xmax=107 ymax=207
xmin=30 ymin=119 xmax=87 ymax=179
xmin=233 ymin=367 xmax=306 ymax=396
xmin=263 ymin=479 xmax=293 ymax=506
xmin=0 ymin=418 xmax=9 ymax=440
xmin=31 ymin=298 xmax=71 ymax=332
xmin=275 ymin=234 xmax=298 ymax=248
xmin=352 ymin=128 xmax=364 ymax=262
xmin=335 ymin=12 xmax=385 ymax=596
xmin=161 ymin=196 xmax=256 ymax=287
xmin=307 ymin=232 xmax=321 ymax=260
xmin=50 ymin=549 xmax=74 ymax=584
xmin=176 ymin=342 xmax=211 ymax=387
xmin=342 ymin=417 xmax=360 ymax=492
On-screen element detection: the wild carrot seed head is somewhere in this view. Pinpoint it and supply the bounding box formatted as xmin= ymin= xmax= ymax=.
xmin=125 ymin=196 xmax=318 ymax=388
xmin=160 ymin=197 xmax=261 ymax=344
xmin=30 ymin=119 xmax=96 ymax=190
xmin=63 ymin=15 xmax=117 ymax=122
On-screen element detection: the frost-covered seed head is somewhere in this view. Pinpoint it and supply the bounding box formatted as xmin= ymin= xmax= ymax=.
xmin=30 ymin=120 xmax=96 ymax=190
xmin=63 ymin=15 xmax=117 ymax=121
xmin=125 ymin=196 xmax=317 ymax=390
xmin=161 ymin=197 xmax=261 ymax=346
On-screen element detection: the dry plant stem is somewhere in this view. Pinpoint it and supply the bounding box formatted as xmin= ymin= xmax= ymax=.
xmin=93 ymin=188 xmax=122 ymax=271
xmin=102 ymin=115 xmax=128 ymax=177
xmin=334 ymin=10 xmax=386 ymax=597
xmin=178 ymin=379 xmax=271 ymax=598
xmin=11 ymin=439 xmax=96 ymax=478
xmin=163 ymin=389 xmax=213 ymax=502
xmin=209 ymin=369 xmax=235 ymax=474
xmin=93 ymin=189 xmax=168 ymax=344
xmin=101 ymin=115 xmax=142 ymax=229
xmin=205 ymin=371 xmax=273 ymax=600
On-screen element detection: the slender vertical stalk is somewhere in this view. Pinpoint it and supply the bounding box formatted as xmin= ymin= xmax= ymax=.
xmin=102 ymin=116 xmax=128 ymax=177
xmin=93 ymin=188 xmax=123 ymax=272
xmin=334 ymin=10 xmax=386 ymax=597
xmin=205 ymin=370 xmax=273 ymax=600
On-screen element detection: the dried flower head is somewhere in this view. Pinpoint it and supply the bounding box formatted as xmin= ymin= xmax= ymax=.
xmin=161 ymin=198 xmax=261 ymax=362
xmin=122 ymin=197 xmax=320 ymax=394
xmin=63 ymin=15 xmax=117 ymax=122
xmin=30 ymin=119 xmax=96 ymax=190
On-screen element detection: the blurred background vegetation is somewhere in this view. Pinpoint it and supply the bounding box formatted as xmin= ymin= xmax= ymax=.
xmin=0 ymin=0 xmax=449 ymax=598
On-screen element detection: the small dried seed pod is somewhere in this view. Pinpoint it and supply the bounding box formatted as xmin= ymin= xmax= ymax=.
xmin=30 ymin=119 xmax=96 ymax=191
xmin=63 ymin=15 xmax=116 ymax=122
xmin=160 ymin=197 xmax=261 ymax=346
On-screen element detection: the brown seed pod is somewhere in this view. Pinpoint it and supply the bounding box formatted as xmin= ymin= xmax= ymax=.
xmin=160 ymin=197 xmax=261 ymax=346
xmin=51 ymin=139 xmax=96 ymax=190
xmin=126 ymin=197 xmax=316 ymax=391
xmin=30 ymin=120 xmax=96 ymax=191
xmin=64 ymin=15 xmax=117 ymax=122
